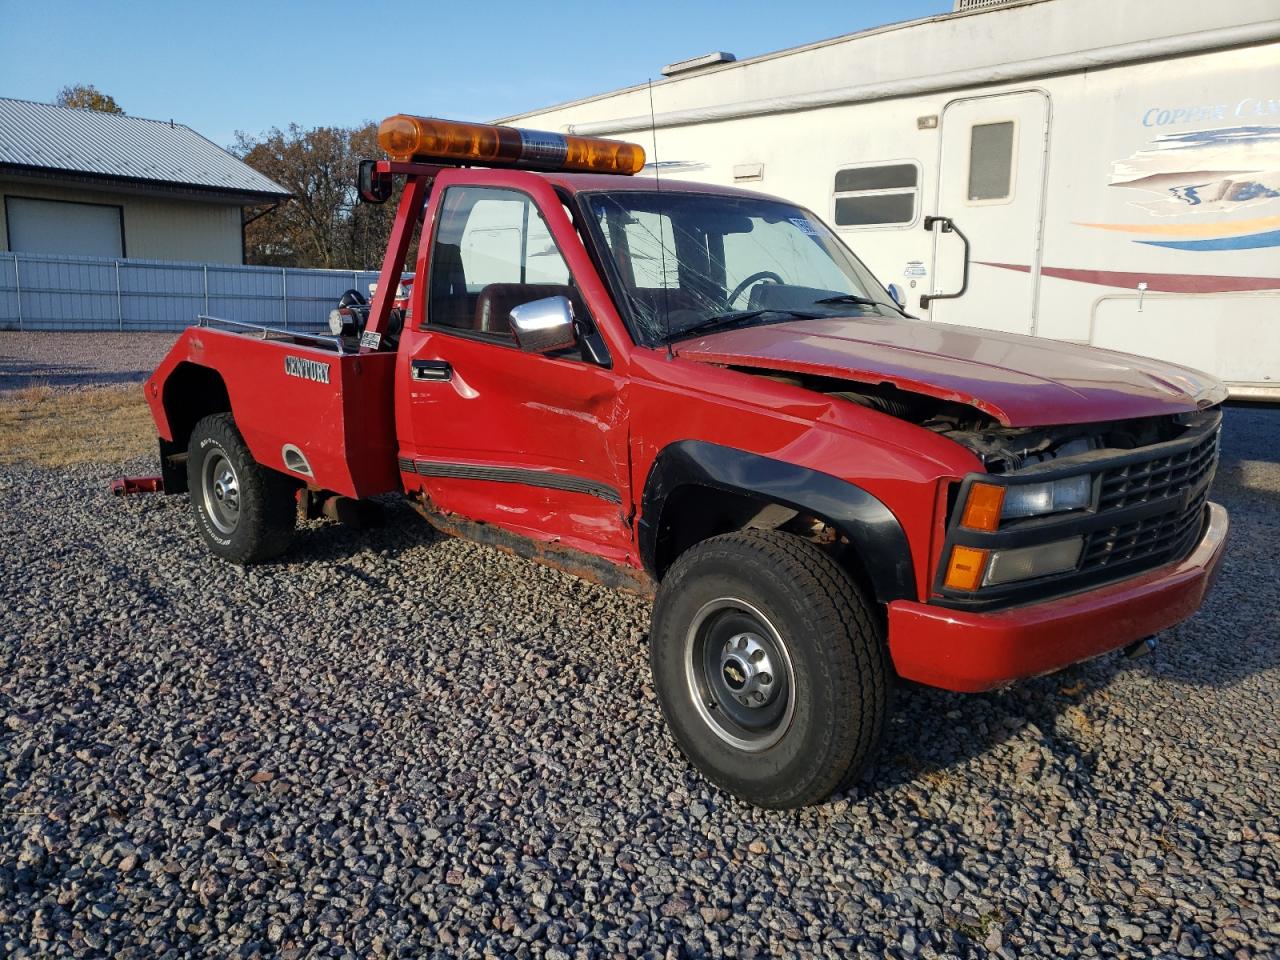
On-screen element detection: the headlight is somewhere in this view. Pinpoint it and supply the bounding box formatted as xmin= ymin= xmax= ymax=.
xmin=959 ymin=475 xmax=1093 ymax=532
xmin=983 ymin=536 xmax=1083 ymax=586
xmin=1001 ymin=475 xmax=1092 ymax=519
xmin=942 ymin=536 xmax=1084 ymax=591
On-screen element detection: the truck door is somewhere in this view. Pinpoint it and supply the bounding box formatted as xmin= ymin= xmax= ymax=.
xmin=397 ymin=181 xmax=633 ymax=561
xmin=930 ymin=91 xmax=1049 ymax=334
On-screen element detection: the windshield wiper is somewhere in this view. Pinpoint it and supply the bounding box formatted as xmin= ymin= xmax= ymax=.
xmin=814 ymin=293 xmax=882 ymax=307
xmin=814 ymin=293 xmax=911 ymax=318
xmin=670 ymin=308 xmax=824 ymax=341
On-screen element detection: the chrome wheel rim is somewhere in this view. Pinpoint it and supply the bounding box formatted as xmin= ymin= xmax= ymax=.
xmin=202 ymin=450 xmax=241 ymax=535
xmin=684 ymin=597 xmax=796 ymax=752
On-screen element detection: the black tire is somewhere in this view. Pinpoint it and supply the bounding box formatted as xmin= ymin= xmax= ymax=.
xmin=650 ymin=530 xmax=889 ymax=808
xmin=187 ymin=413 xmax=296 ymax=565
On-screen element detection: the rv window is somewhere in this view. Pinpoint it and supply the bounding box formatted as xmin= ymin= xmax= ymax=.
xmin=834 ymin=164 xmax=917 ymax=193
xmin=832 ymin=162 xmax=919 ymax=227
xmin=968 ymin=121 xmax=1015 ymax=202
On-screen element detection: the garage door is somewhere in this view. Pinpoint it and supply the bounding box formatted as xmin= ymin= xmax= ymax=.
xmin=6 ymin=196 xmax=124 ymax=258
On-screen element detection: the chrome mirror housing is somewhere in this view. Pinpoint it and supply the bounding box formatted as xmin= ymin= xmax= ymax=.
xmin=509 ymin=296 xmax=577 ymax=353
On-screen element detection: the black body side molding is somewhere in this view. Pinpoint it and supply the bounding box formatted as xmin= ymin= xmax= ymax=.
xmin=639 ymin=440 xmax=916 ymax=603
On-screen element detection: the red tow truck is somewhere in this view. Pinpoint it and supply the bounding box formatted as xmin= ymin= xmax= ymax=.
xmin=144 ymin=115 xmax=1229 ymax=808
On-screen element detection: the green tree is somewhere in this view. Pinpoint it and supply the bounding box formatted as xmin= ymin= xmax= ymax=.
xmin=55 ymin=84 xmax=124 ymax=114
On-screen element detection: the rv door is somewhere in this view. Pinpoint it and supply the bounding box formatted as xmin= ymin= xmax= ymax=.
xmin=930 ymin=91 xmax=1049 ymax=335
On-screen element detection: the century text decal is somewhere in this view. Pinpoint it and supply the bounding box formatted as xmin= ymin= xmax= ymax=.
xmin=284 ymin=356 xmax=331 ymax=384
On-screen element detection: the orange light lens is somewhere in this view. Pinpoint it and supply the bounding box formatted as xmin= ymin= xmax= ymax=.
xmin=960 ymin=483 xmax=1005 ymax=532
xmin=563 ymin=134 xmax=646 ymax=175
xmin=377 ymin=114 xmax=645 ymax=175
xmin=944 ymin=545 xmax=989 ymax=591
xmin=379 ymin=115 xmax=510 ymax=163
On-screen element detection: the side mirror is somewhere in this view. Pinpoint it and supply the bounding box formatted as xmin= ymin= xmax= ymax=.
xmin=509 ymin=296 xmax=577 ymax=353
xmin=358 ymin=159 xmax=392 ymax=204
xmin=886 ymin=283 xmax=906 ymax=310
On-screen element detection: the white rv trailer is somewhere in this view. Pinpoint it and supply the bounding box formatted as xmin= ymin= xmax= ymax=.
xmin=499 ymin=0 xmax=1280 ymax=400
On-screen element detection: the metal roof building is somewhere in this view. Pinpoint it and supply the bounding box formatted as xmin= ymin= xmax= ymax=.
xmin=0 ymin=98 xmax=289 ymax=264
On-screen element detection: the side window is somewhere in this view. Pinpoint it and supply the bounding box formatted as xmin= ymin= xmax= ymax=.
xmin=967 ymin=121 xmax=1015 ymax=202
xmin=427 ymin=186 xmax=577 ymax=338
xmin=832 ymin=162 xmax=919 ymax=228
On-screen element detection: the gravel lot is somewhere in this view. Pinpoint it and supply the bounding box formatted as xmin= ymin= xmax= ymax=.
xmin=0 ymin=333 xmax=178 ymax=394
xmin=2 ymin=334 xmax=1278 ymax=958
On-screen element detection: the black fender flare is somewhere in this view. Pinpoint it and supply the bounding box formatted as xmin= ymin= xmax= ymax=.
xmin=638 ymin=440 xmax=916 ymax=603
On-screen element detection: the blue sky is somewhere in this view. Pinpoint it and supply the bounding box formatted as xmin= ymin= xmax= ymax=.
xmin=1 ymin=0 xmax=949 ymax=149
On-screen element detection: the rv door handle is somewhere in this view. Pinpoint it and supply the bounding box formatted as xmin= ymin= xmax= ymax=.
xmin=920 ymin=215 xmax=970 ymax=309
xmin=411 ymin=359 xmax=453 ymax=381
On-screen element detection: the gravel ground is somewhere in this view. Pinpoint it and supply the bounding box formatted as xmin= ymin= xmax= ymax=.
xmin=1 ymin=335 xmax=1278 ymax=958
xmin=0 ymin=333 xmax=178 ymax=393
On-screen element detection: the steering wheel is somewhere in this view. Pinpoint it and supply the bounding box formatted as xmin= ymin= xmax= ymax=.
xmin=727 ymin=270 xmax=784 ymax=307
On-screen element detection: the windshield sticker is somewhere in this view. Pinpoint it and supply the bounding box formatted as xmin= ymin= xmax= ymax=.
xmin=788 ymin=217 xmax=819 ymax=236
xmin=904 ymin=261 xmax=927 ymax=277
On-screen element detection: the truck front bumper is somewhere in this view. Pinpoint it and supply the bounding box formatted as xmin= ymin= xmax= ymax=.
xmin=886 ymin=501 xmax=1229 ymax=693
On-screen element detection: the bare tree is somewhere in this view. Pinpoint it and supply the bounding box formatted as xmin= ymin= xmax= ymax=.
xmin=235 ymin=122 xmax=409 ymax=270
xmin=55 ymin=84 xmax=124 ymax=114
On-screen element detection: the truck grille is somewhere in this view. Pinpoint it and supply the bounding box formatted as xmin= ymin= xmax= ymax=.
xmin=1082 ymin=428 xmax=1219 ymax=573
xmin=1096 ymin=429 xmax=1220 ymax=511
xmin=935 ymin=411 xmax=1222 ymax=610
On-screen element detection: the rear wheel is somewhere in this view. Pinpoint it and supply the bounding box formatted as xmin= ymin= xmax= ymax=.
xmin=650 ymin=530 xmax=889 ymax=808
xmin=187 ymin=414 xmax=296 ymax=564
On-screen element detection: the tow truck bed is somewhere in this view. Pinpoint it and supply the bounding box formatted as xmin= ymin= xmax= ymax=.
xmin=146 ymin=322 xmax=400 ymax=499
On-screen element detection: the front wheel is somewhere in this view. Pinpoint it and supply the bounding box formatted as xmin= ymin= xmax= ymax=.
xmin=650 ymin=530 xmax=890 ymax=808
xmin=187 ymin=413 xmax=296 ymax=565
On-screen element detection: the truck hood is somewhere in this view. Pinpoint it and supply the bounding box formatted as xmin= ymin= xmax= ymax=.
xmin=672 ymin=316 xmax=1227 ymax=427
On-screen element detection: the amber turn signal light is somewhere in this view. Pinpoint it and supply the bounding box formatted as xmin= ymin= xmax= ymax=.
xmin=960 ymin=482 xmax=1005 ymax=532
xmin=378 ymin=114 xmax=646 ymax=176
xmin=943 ymin=545 xmax=989 ymax=591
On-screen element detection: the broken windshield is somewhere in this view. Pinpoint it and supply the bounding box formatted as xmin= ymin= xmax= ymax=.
xmin=582 ymin=190 xmax=898 ymax=345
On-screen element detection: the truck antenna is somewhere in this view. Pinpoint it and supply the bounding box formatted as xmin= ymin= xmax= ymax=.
xmin=648 ymin=78 xmax=673 ymax=359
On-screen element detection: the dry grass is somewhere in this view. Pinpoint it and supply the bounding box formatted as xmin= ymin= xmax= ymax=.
xmin=0 ymin=382 xmax=155 ymax=467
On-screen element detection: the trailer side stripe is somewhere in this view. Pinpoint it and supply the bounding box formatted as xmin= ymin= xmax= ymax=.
xmin=977 ymin=262 xmax=1280 ymax=293
xmin=1074 ymin=215 xmax=1280 ymax=238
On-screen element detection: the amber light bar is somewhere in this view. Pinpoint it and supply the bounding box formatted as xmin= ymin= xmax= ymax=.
xmin=378 ymin=114 xmax=646 ymax=176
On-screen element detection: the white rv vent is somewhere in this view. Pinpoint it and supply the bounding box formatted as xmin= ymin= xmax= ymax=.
xmin=953 ymin=0 xmax=1022 ymax=10
xmin=661 ymin=51 xmax=737 ymax=77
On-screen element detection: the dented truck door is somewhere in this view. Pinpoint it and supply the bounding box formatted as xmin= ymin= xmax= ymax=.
xmin=396 ymin=175 xmax=633 ymax=561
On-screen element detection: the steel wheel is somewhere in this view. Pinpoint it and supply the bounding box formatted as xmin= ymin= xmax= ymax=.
xmin=201 ymin=450 xmax=241 ymax=535
xmin=187 ymin=414 xmax=296 ymax=565
xmin=652 ymin=531 xmax=890 ymax=807
xmin=684 ymin=597 xmax=796 ymax=752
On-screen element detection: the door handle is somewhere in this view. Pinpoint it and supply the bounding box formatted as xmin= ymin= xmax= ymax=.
xmin=411 ymin=359 xmax=452 ymax=381
xmin=920 ymin=215 xmax=970 ymax=309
